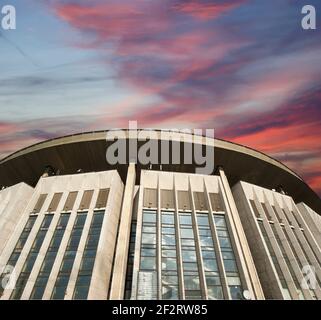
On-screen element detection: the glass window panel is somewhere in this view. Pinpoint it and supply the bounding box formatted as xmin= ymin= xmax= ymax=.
xmin=162 ymin=227 xmax=175 ymax=235
xmin=199 ymin=236 xmax=214 ymax=247
xmin=80 ymin=258 xmax=95 ymax=271
xmin=143 ymin=210 xmax=157 ymax=214
xmin=184 ymin=276 xmax=200 ymax=290
xmin=180 ymin=239 xmax=195 ymax=246
xmin=34 ymin=275 xmax=49 ymax=287
xmin=182 ymin=250 xmax=197 ymax=262
xmin=50 ymin=235 xmax=63 ymax=249
xmin=224 ymin=260 xmax=238 ymax=273
xmin=140 ymin=257 xmax=156 ymax=270
xmin=15 ymin=239 xmax=25 ymax=250
xmin=8 ymin=252 xmax=20 ymax=263
xmin=162 ymin=258 xmax=177 ymax=271
xmin=73 ymin=228 xmax=84 ymax=237
xmin=203 ymin=259 xmax=218 ymax=272
xmin=143 ymin=244 xmax=157 ymax=249
xmin=32 ymin=233 xmax=46 ymax=250
xmin=208 ymin=286 xmax=224 ymax=300
xmin=221 ymin=250 xmax=234 ymax=259
xmin=183 ymin=262 xmax=198 ymax=271
xmin=141 ymin=248 xmax=156 ymax=257
xmin=162 ymin=286 xmax=178 ymax=300
xmin=86 ymin=234 xmax=100 ymax=247
xmin=227 ymin=276 xmax=241 ymax=286
xmin=64 ymin=250 xmax=76 ymax=259
xmin=42 ymin=215 xmax=53 ymax=229
xmin=73 ymin=286 xmax=90 ymax=300
xmin=74 ymin=214 xmax=87 ymax=227
xmin=57 ymin=215 xmax=70 ymax=228
xmin=206 ymin=276 xmax=221 ymax=286
xmin=41 ymin=259 xmax=55 ymax=272
xmin=60 ymin=259 xmax=74 ymax=272
xmin=76 ymin=275 xmax=91 ymax=286
xmin=20 ymin=231 xmax=30 ymax=239
xmin=88 ymin=227 xmax=101 ymax=236
xmin=30 ymin=287 xmax=45 ymax=300
xmin=179 ymin=215 xmax=192 ymax=225
xmin=83 ymin=249 xmax=96 ymax=258
xmin=162 ymin=250 xmax=176 ymax=258
xmin=183 ymin=271 xmax=199 ymax=276
xmin=25 ymin=217 xmax=37 ymax=229
xmin=162 ymin=234 xmax=176 ymax=246
xmin=202 ymin=250 xmax=216 ymax=259
xmin=51 ymin=287 xmax=65 ymax=299
xmin=23 ymin=254 xmax=37 ymax=272
xmin=219 ymin=237 xmax=231 ymax=248
xmin=92 ymin=213 xmax=104 ymax=226
xmin=142 ymin=226 xmax=156 ymax=233
xmin=15 ymin=276 xmax=27 ymax=288
xmin=217 ymin=230 xmax=229 ymax=237
xmin=142 ymin=233 xmax=156 ymax=244
xmin=162 ymin=275 xmax=178 ymax=285
xmin=55 ymin=275 xmax=69 ymax=287
xmin=162 ymin=214 xmax=174 ymax=225
xmin=214 ymin=216 xmax=226 ymax=228
xmin=180 ymin=228 xmax=194 ymax=239
xmin=229 ymin=286 xmax=243 ymax=300
xmin=198 ymin=228 xmax=212 ymax=236
xmin=68 ymin=236 xmax=81 ymax=248
xmin=185 ymin=290 xmax=202 ymax=299
xmin=197 ymin=215 xmax=210 ymax=226
xmin=143 ymin=213 xmax=157 ymax=223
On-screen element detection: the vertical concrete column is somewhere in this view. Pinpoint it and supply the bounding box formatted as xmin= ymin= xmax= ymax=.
xmin=290 ymin=202 xmax=321 ymax=262
xmin=275 ymin=201 xmax=321 ymax=299
xmin=42 ymin=192 xmax=83 ymax=299
xmin=188 ymin=178 xmax=208 ymax=300
xmin=130 ymin=183 xmax=144 ymax=299
xmin=218 ymin=167 xmax=265 ymax=300
xmin=298 ymin=203 xmax=321 ymax=246
xmin=257 ymin=194 xmax=299 ymax=300
xmin=283 ymin=203 xmax=321 ymax=273
xmin=268 ymin=195 xmax=313 ymax=300
xmin=110 ymin=163 xmax=136 ymax=299
xmin=0 ymin=184 xmax=33 ymax=256
xmin=173 ymin=176 xmax=185 ymax=299
xmin=156 ymin=176 xmax=162 ymax=300
xmin=204 ymin=180 xmax=231 ymax=300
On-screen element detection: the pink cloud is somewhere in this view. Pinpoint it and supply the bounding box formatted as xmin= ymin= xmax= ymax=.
xmin=173 ymin=0 xmax=246 ymax=21
xmin=49 ymin=0 xmax=321 ymax=199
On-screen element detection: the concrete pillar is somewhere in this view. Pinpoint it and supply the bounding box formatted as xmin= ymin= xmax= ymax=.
xmin=219 ymin=168 xmax=265 ymax=300
xmin=109 ymin=163 xmax=136 ymax=299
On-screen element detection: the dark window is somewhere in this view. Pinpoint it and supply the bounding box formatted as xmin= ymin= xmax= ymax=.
xmin=72 ymin=211 xmax=104 ymax=300
xmin=10 ymin=215 xmax=53 ymax=300
xmin=51 ymin=213 xmax=87 ymax=300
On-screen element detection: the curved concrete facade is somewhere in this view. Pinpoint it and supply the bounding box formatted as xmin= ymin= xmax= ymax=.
xmin=0 ymin=130 xmax=320 ymax=213
xmin=0 ymin=130 xmax=320 ymax=300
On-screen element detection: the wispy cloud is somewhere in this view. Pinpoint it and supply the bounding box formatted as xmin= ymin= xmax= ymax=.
xmin=1 ymin=0 xmax=321 ymax=198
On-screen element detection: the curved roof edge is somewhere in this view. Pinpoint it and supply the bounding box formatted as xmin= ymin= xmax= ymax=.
xmin=0 ymin=129 xmax=302 ymax=180
xmin=0 ymin=129 xmax=319 ymax=214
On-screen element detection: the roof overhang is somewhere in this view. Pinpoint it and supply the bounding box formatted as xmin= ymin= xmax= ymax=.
xmin=0 ymin=130 xmax=320 ymax=214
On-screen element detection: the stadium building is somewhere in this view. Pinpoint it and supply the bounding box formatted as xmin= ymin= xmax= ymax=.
xmin=0 ymin=130 xmax=320 ymax=300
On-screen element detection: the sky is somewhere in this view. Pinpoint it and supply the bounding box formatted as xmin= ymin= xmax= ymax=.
xmin=0 ymin=0 xmax=320 ymax=197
